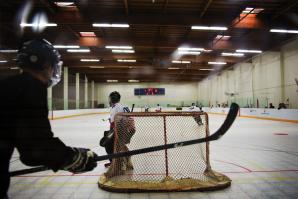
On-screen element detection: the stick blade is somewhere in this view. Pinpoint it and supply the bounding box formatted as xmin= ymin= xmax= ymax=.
xmin=209 ymin=103 xmax=239 ymax=140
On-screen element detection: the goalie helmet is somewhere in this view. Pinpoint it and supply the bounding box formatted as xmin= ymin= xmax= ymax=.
xmin=17 ymin=39 xmax=63 ymax=87
xmin=109 ymin=91 xmax=121 ymax=105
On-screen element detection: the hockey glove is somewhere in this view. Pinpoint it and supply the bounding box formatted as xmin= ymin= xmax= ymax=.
xmin=63 ymin=148 xmax=98 ymax=173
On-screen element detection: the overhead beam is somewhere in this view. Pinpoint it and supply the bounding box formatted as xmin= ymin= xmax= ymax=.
xmin=163 ymin=0 xmax=169 ymax=14
xmin=70 ymin=68 xmax=210 ymax=76
xmin=60 ymin=52 xmax=239 ymax=64
xmin=36 ymin=12 xmax=235 ymax=27
xmin=90 ymin=76 xmax=203 ymax=81
xmin=86 ymin=76 xmax=205 ymax=81
xmin=124 ymin=0 xmax=129 ymax=15
xmin=200 ymin=0 xmax=213 ymax=18
xmin=66 ymin=62 xmax=228 ymax=69
xmin=92 ymin=79 xmax=203 ymax=83
xmin=272 ymin=0 xmax=298 ymax=19
xmin=86 ymin=73 xmax=205 ymax=77
xmin=0 ymin=28 xmax=280 ymax=52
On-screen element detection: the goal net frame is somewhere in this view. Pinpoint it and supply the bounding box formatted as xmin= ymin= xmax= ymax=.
xmin=98 ymin=111 xmax=231 ymax=192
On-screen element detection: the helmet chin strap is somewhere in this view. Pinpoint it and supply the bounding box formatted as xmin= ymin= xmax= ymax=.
xmin=23 ymin=62 xmax=61 ymax=88
xmin=23 ymin=67 xmax=49 ymax=86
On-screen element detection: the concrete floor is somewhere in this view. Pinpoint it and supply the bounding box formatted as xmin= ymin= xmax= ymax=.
xmin=8 ymin=112 xmax=298 ymax=199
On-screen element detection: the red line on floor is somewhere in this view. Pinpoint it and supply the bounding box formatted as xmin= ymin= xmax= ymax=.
xmin=214 ymin=159 xmax=252 ymax=172
xmin=251 ymin=169 xmax=298 ymax=173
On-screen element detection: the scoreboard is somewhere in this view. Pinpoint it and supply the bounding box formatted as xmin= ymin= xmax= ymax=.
xmin=134 ymin=88 xmax=165 ymax=96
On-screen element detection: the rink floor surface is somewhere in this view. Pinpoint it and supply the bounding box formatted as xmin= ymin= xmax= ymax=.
xmin=8 ymin=112 xmax=298 ymax=199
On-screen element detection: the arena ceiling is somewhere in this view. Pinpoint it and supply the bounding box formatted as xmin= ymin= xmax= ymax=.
xmin=0 ymin=0 xmax=298 ymax=82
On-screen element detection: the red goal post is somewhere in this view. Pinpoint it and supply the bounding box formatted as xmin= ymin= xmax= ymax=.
xmin=98 ymin=111 xmax=231 ymax=192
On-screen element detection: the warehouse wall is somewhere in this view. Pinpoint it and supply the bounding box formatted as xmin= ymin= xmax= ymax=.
xmin=96 ymin=82 xmax=198 ymax=108
xmin=197 ymin=37 xmax=298 ymax=108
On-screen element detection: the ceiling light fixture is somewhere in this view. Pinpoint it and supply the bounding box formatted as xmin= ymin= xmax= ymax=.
xmin=93 ymin=23 xmax=129 ymax=28
xmin=168 ymin=67 xmax=180 ymax=69
xmin=172 ymin=60 xmax=191 ymax=64
xmin=67 ymin=49 xmax=90 ymax=53
xmin=54 ymin=45 xmax=80 ymax=49
xmin=80 ymin=59 xmax=100 ymax=62
xmin=128 ymin=80 xmax=139 ymax=83
xmin=270 ymin=29 xmax=298 ymax=34
xmin=236 ymin=49 xmax=262 ymax=53
xmin=117 ymin=59 xmax=136 ymax=62
xmin=178 ymin=47 xmax=204 ymax=51
xmin=54 ymin=2 xmax=75 ymax=7
xmin=106 ymin=46 xmax=133 ymax=49
xmin=242 ymin=7 xmax=264 ymax=14
xmin=215 ymin=35 xmax=231 ymax=40
xmin=20 ymin=23 xmax=57 ymax=27
xmin=221 ymin=52 xmax=244 ymax=57
xmin=200 ymin=68 xmax=214 ymax=71
xmin=0 ymin=50 xmax=18 ymax=53
xmin=112 ymin=49 xmax=135 ymax=53
xmin=208 ymin=62 xmax=227 ymax=65
xmin=191 ymin=26 xmax=228 ymax=31
xmin=107 ymin=80 xmax=118 ymax=82
xmin=79 ymin=32 xmax=96 ymax=37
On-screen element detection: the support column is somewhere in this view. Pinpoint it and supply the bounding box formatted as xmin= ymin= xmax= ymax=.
xmin=47 ymin=87 xmax=52 ymax=111
xmin=63 ymin=67 xmax=68 ymax=110
xmin=280 ymin=51 xmax=285 ymax=104
xmin=251 ymin=65 xmax=255 ymax=108
xmin=91 ymin=81 xmax=95 ymax=108
xmin=76 ymin=73 xmax=80 ymax=109
xmin=84 ymin=75 xmax=88 ymax=108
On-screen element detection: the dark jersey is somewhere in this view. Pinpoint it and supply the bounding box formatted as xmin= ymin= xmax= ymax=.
xmin=0 ymin=73 xmax=74 ymax=198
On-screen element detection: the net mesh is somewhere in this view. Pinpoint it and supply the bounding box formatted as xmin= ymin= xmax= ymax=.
xmin=98 ymin=112 xmax=231 ymax=192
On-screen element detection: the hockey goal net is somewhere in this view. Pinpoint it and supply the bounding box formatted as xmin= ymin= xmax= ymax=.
xmin=98 ymin=112 xmax=231 ymax=192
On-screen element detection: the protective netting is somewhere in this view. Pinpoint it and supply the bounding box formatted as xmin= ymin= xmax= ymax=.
xmin=98 ymin=112 xmax=231 ymax=192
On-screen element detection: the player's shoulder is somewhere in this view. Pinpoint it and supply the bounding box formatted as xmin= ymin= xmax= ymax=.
xmin=0 ymin=74 xmax=21 ymax=85
xmin=118 ymin=103 xmax=130 ymax=112
xmin=0 ymin=74 xmax=26 ymax=94
xmin=112 ymin=103 xmax=129 ymax=112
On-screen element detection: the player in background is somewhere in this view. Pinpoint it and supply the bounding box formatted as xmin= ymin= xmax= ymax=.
xmin=0 ymin=39 xmax=97 ymax=199
xmin=144 ymin=105 xmax=150 ymax=112
xmin=188 ymin=103 xmax=204 ymax=126
xmin=100 ymin=91 xmax=135 ymax=174
xmin=188 ymin=102 xmax=197 ymax=111
xmin=155 ymin=104 xmax=162 ymax=112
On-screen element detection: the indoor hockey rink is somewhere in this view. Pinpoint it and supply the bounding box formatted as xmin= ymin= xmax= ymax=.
xmin=1 ymin=1 xmax=298 ymax=199
xmin=8 ymin=112 xmax=298 ymax=199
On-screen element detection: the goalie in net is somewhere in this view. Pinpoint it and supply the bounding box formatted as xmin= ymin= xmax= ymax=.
xmin=100 ymin=91 xmax=135 ymax=171
xmin=98 ymin=110 xmax=231 ymax=192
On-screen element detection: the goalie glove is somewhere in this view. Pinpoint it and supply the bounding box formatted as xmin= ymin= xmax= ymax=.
xmin=100 ymin=130 xmax=114 ymax=147
xmin=63 ymin=148 xmax=98 ymax=173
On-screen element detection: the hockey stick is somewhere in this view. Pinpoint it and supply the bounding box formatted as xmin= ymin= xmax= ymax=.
xmin=131 ymin=104 xmax=135 ymax=113
xmin=10 ymin=103 xmax=239 ymax=177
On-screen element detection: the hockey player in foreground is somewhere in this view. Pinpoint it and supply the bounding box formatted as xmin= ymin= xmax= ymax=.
xmin=99 ymin=91 xmax=135 ymax=177
xmin=0 ymin=39 xmax=97 ymax=199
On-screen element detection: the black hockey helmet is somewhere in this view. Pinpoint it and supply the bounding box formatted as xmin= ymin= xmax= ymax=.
xmin=17 ymin=39 xmax=63 ymax=86
xmin=109 ymin=91 xmax=121 ymax=104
